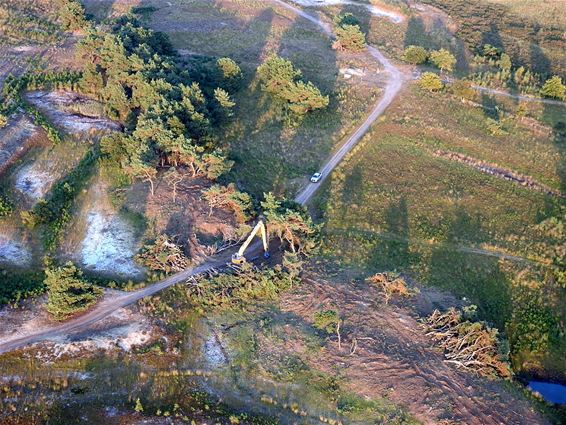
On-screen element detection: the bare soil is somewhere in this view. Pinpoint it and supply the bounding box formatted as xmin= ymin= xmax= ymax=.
xmin=124 ymin=171 xmax=240 ymax=262
xmin=277 ymin=275 xmax=548 ymax=425
xmin=0 ymin=113 xmax=46 ymax=176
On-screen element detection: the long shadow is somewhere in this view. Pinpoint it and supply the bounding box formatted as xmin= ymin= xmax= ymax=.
xmin=425 ymin=207 xmax=511 ymax=330
xmin=367 ymin=197 xmax=413 ymax=272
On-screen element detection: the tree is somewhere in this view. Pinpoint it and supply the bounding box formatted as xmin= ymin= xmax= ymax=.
xmin=313 ymin=309 xmax=342 ymax=350
xmin=333 ymin=12 xmax=360 ymax=28
xmin=216 ymin=57 xmax=243 ymax=90
xmin=261 ymin=193 xmax=318 ymax=255
xmin=163 ymin=167 xmax=185 ymax=202
xmin=498 ymin=53 xmax=512 ymax=71
xmin=540 ymin=76 xmax=566 ymax=100
xmin=0 ymin=113 xmax=7 ymax=128
xmin=256 ymin=54 xmax=328 ymax=120
xmin=56 ymin=0 xmax=87 ymax=31
xmin=429 ymin=49 xmax=457 ymax=72
xmin=213 ymin=87 xmax=236 ymax=116
xmin=45 ymin=262 xmax=103 ymax=320
xmin=403 ymin=45 xmax=428 ymax=65
xmin=418 ymin=72 xmax=443 ymax=91
xmin=134 ymin=398 xmax=144 ymax=413
xmin=202 ymin=184 xmax=253 ymax=223
xmin=332 ymin=25 xmax=366 ymax=52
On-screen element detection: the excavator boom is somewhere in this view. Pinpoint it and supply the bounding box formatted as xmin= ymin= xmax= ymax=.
xmin=231 ymin=220 xmax=270 ymax=265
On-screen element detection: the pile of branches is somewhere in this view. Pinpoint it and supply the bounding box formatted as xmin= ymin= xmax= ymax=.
xmin=424 ymin=308 xmax=512 ymax=379
xmin=366 ymin=272 xmax=410 ymax=304
xmin=136 ymin=235 xmax=190 ymax=274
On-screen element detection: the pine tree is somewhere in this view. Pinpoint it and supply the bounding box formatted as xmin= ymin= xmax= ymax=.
xmin=429 ymin=49 xmax=457 ymax=72
xmin=45 ymin=262 xmax=103 ymax=320
xmin=540 ymin=76 xmax=566 ymax=100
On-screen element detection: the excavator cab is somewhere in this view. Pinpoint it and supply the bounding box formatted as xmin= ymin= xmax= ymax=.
xmin=231 ymin=220 xmax=270 ymax=265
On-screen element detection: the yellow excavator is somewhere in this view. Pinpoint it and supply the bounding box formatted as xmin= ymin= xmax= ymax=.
xmin=231 ymin=220 xmax=270 ymax=265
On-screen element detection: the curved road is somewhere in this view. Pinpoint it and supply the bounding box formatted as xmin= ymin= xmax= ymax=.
xmin=0 ymin=0 xmax=404 ymax=355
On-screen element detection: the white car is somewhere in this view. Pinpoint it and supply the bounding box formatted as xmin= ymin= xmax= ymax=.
xmin=310 ymin=172 xmax=322 ymax=183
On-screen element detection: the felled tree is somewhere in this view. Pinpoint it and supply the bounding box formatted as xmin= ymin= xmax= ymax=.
xmin=429 ymin=49 xmax=457 ymax=73
xmin=45 ymin=262 xmax=103 ymax=320
xmin=424 ymin=308 xmax=512 ymax=378
xmin=136 ymin=235 xmax=190 ymax=274
xmin=540 ymin=76 xmax=566 ymax=100
xmin=202 ymin=184 xmax=253 ymax=223
xmin=403 ymin=45 xmax=428 ymax=64
xmin=366 ymin=272 xmax=410 ymax=304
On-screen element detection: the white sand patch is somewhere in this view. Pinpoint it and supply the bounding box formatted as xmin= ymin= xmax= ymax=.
xmin=290 ymin=0 xmax=404 ymax=23
xmin=80 ymin=211 xmax=143 ymax=278
xmin=0 ymin=235 xmax=32 ymax=266
xmin=25 ymin=91 xmax=121 ymax=133
xmin=203 ymin=333 xmax=227 ymax=368
xmin=14 ymin=163 xmax=55 ymax=200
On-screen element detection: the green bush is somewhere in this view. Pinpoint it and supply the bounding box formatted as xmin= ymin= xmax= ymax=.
xmin=540 ymin=75 xmax=566 ymax=100
xmin=418 ymin=72 xmax=443 ymax=91
xmin=429 ymin=48 xmax=457 ymax=72
xmin=0 ymin=195 xmax=12 ymax=217
xmin=45 ymin=262 xmax=103 ymax=320
xmin=403 ymin=45 xmax=428 ymax=64
xmin=332 ymin=25 xmax=366 ymax=52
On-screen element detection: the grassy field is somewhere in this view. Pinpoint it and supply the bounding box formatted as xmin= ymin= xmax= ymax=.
xmin=86 ymin=0 xmax=383 ymax=197
xmin=486 ymin=0 xmax=565 ymax=29
xmin=317 ymin=82 xmax=566 ymax=379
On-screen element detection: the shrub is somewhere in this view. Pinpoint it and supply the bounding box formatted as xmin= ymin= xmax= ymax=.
xmin=45 ymin=262 xmax=103 ymax=320
xmin=540 ymin=75 xmax=566 ymax=100
xmin=403 ymin=45 xmax=428 ymax=64
xmin=332 ymin=25 xmax=366 ymax=52
xmin=429 ymin=48 xmax=457 ymax=72
xmin=418 ymin=72 xmax=443 ymax=91
xmin=0 ymin=195 xmax=12 ymax=217
xmin=0 ymin=113 xmax=7 ymax=128
xmin=450 ymin=80 xmax=475 ymax=100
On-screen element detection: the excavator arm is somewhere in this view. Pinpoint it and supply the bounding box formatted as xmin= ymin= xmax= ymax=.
xmin=231 ymin=220 xmax=270 ymax=265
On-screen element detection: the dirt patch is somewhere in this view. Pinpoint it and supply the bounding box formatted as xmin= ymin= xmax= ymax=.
xmin=434 ymin=149 xmax=565 ymax=199
xmin=125 ymin=172 xmax=239 ymax=262
xmin=25 ymin=91 xmax=122 ymax=133
xmin=0 ymin=292 xmax=158 ymax=360
xmin=0 ymin=113 xmax=45 ymax=176
xmin=14 ymin=162 xmax=56 ymax=200
xmin=276 ymin=275 xmax=548 ymax=425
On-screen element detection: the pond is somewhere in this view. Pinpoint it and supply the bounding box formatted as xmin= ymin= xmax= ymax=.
xmin=528 ymin=381 xmax=566 ymax=404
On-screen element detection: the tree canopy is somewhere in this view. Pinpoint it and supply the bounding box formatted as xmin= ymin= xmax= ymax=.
xmin=45 ymin=262 xmax=103 ymax=320
xmin=429 ymin=49 xmax=457 ymax=72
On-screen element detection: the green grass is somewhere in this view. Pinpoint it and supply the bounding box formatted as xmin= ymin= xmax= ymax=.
xmin=318 ymin=84 xmax=566 ymax=379
xmin=138 ymin=0 xmax=380 ymax=197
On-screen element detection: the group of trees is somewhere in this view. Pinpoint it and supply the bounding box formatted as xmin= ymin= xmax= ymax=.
xmin=76 ymin=16 xmax=239 ymax=193
xmin=256 ymin=53 xmax=329 ymax=122
xmin=332 ymin=13 xmax=366 ymax=53
xmin=403 ymin=46 xmax=457 ymax=73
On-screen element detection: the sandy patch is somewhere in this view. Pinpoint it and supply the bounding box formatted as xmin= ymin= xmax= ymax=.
xmin=0 ymin=235 xmax=32 ymax=267
xmin=14 ymin=163 xmax=55 ymax=200
xmin=79 ymin=211 xmax=144 ymax=279
xmin=290 ymin=0 xmax=404 ymax=23
xmin=25 ymin=91 xmax=121 ymax=133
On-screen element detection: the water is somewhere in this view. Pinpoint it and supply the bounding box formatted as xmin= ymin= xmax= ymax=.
xmin=528 ymin=381 xmax=566 ymax=404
